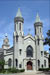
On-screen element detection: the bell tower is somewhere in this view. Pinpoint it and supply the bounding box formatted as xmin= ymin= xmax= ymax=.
xmin=34 ymin=13 xmax=44 ymax=70
xmin=14 ymin=8 xmax=24 ymax=36
xmin=13 ymin=8 xmax=24 ymax=68
xmin=34 ymin=13 xmax=43 ymax=37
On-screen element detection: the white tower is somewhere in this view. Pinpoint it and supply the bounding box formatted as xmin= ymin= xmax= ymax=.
xmin=14 ymin=8 xmax=24 ymax=36
xmin=13 ymin=8 xmax=24 ymax=68
xmin=34 ymin=13 xmax=44 ymax=70
xmin=34 ymin=13 xmax=43 ymax=36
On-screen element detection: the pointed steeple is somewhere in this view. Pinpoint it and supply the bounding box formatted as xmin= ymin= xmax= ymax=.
xmin=16 ymin=8 xmax=22 ymax=17
xmin=35 ymin=13 xmax=41 ymax=22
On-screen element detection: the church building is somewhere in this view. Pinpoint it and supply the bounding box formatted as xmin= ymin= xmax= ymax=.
xmin=1 ymin=8 xmax=49 ymax=71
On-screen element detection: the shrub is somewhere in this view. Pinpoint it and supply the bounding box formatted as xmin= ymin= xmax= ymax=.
xmin=0 ymin=68 xmax=25 ymax=73
xmin=1 ymin=70 xmax=6 ymax=73
xmin=8 ymin=68 xmax=11 ymax=72
xmin=10 ymin=68 xmax=19 ymax=73
xmin=20 ymin=69 xmax=25 ymax=72
xmin=10 ymin=68 xmax=25 ymax=73
xmin=0 ymin=69 xmax=6 ymax=73
xmin=39 ymin=68 xmax=50 ymax=71
xmin=0 ymin=60 xmax=5 ymax=69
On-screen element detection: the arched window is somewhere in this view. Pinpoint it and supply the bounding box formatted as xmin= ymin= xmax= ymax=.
xmin=41 ymin=64 xmax=43 ymax=68
xmin=19 ymin=49 xmax=22 ymax=55
xmin=26 ymin=45 xmax=33 ymax=57
xmin=8 ymin=58 xmax=12 ymax=67
xmin=35 ymin=28 xmax=36 ymax=35
xmin=44 ymin=60 xmax=46 ymax=67
xmin=38 ymin=60 xmax=40 ymax=67
xmin=19 ymin=64 xmax=22 ymax=68
xmin=15 ymin=59 xmax=18 ymax=67
xmin=19 ymin=23 xmax=21 ymax=30
xmin=40 ymin=28 xmax=41 ymax=33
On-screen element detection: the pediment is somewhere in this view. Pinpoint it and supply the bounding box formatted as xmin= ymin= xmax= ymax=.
xmin=24 ymin=34 xmax=35 ymax=41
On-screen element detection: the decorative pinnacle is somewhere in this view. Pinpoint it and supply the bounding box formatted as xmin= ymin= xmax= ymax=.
xmin=16 ymin=8 xmax=22 ymax=17
xmin=35 ymin=13 xmax=41 ymax=22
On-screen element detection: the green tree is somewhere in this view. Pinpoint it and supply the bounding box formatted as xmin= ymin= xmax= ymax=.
xmin=0 ymin=60 xmax=5 ymax=70
xmin=44 ymin=30 xmax=50 ymax=46
xmin=44 ymin=30 xmax=50 ymax=67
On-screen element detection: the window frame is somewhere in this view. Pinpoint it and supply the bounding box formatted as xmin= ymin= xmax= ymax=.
xmin=19 ymin=64 xmax=22 ymax=68
xmin=41 ymin=51 xmax=43 ymax=56
xmin=19 ymin=23 xmax=21 ymax=31
xmin=15 ymin=59 xmax=18 ymax=67
xmin=8 ymin=58 xmax=12 ymax=67
xmin=44 ymin=60 xmax=46 ymax=67
xmin=19 ymin=49 xmax=22 ymax=55
xmin=38 ymin=60 xmax=40 ymax=67
xmin=26 ymin=45 xmax=33 ymax=57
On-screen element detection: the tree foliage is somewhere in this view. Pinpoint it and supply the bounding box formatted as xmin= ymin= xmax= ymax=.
xmin=0 ymin=60 xmax=5 ymax=69
xmin=44 ymin=30 xmax=50 ymax=67
xmin=44 ymin=30 xmax=50 ymax=46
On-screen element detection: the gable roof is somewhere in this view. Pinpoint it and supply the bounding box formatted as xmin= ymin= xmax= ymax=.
xmin=24 ymin=34 xmax=35 ymax=41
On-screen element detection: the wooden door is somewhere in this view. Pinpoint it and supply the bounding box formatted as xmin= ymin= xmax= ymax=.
xmin=27 ymin=61 xmax=32 ymax=70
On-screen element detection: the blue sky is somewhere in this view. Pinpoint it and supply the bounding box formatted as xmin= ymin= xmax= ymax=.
xmin=0 ymin=0 xmax=50 ymax=52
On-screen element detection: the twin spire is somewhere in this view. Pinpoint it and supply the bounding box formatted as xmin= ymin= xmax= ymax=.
xmin=16 ymin=8 xmax=22 ymax=17
xmin=35 ymin=13 xmax=41 ymax=22
xmin=16 ymin=8 xmax=41 ymax=23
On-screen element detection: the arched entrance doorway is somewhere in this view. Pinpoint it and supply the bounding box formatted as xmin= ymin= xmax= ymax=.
xmin=27 ymin=61 xmax=33 ymax=70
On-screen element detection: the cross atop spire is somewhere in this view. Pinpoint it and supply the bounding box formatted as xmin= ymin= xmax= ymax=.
xmin=16 ymin=8 xmax=22 ymax=17
xmin=35 ymin=13 xmax=41 ymax=22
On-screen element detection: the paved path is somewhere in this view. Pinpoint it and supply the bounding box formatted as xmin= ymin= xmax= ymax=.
xmin=0 ymin=71 xmax=50 ymax=75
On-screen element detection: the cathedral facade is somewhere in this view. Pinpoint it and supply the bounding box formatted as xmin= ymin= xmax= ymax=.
xmin=1 ymin=9 xmax=49 ymax=71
